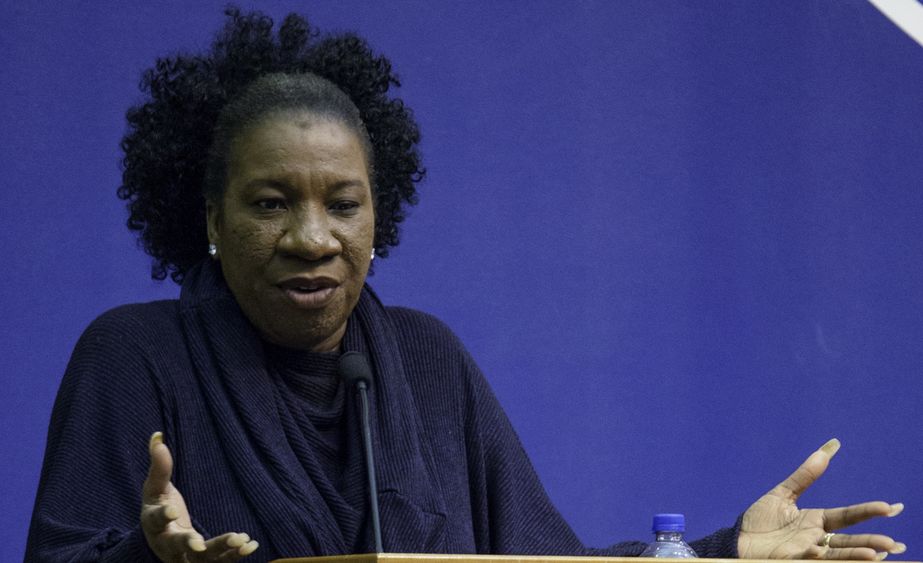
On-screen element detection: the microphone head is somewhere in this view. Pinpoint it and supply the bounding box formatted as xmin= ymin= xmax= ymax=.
xmin=338 ymin=351 xmax=373 ymax=388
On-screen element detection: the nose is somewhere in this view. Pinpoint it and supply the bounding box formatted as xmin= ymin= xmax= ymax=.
xmin=277 ymin=205 xmax=342 ymax=261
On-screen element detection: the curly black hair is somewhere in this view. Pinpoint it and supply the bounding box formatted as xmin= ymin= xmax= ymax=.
xmin=117 ymin=7 xmax=424 ymax=282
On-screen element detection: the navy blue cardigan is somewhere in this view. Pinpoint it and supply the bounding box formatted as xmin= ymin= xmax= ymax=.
xmin=26 ymin=262 xmax=739 ymax=561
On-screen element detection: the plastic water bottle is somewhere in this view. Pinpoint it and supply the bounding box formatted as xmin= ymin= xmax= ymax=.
xmin=639 ymin=513 xmax=698 ymax=558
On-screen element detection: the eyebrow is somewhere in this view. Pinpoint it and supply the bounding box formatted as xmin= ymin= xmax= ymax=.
xmin=242 ymin=177 xmax=368 ymax=193
xmin=327 ymin=179 xmax=369 ymax=192
xmin=243 ymin=178 xmax=287 ymax=191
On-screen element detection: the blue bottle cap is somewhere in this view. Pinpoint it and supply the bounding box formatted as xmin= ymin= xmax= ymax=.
xmin=652 ymin=513 xmax=685 ymax=532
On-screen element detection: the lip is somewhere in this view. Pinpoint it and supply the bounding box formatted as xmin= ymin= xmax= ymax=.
xmin=276 ymin=275 xmax=340 ymax=309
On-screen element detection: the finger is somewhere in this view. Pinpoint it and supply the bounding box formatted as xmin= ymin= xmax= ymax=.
xmin=204 ymin=532 xmax=249 ymax=550
xmin=212 ymin=540 xmax=259 ymax=561
xmin=769 ymin=438 xmax=840 ymax=502
xmin=143 ymin=432 xmax=174 ymax=500
xmin=140 ymin=503 xmax=180 ymax=532
xmin=239 ymin=540 xmax=259 ymax=557
xmin=801 ymin=545 xmax=827 ymax=559
xmin=824 ymin=546 xmax=879 ymax=560
xmin=166 ymin=529 xmax=206 ymax=554
xmin=825 ymin=533 xmax=907 ymax=554
xmin=208 ymin=543 xmax=260 ymax=562
xmin=823 ymin=501 xmax=900 ymax=530
xmin=204 ymin=533 xmax=259 ymax=561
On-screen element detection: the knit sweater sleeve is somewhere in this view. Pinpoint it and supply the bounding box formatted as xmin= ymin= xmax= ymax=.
xmin=25 ymin=304 xmax=175 ymax=562
xmin=687 ymin=514 xmax=742 ymax=558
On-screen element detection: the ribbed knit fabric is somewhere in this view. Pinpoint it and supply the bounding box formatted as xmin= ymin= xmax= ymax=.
xmin=26 ymin=260 xmax=740 ymax=562
xmin=265 ymin=345 xmax=347 ymax=491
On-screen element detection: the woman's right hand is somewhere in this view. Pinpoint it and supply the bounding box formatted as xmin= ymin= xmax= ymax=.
xmin=142 ymin=432 xmax=259 ymax=562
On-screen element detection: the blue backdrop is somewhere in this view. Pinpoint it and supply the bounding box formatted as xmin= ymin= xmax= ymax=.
xmin=2 ymin=1 xmax=921 ymax=560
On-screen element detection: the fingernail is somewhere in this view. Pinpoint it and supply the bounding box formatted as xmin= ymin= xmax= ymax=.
xmin=876 ymin=552 xmax=888 ymax=561
xmin=189 ymin=537 xmax=206 ymax=552
xmin=243 ymin=540 xmax=259 ymax=555
xmin=820 ymin=438 xmax=841 ymax=457
xmin=889 ymin=503 xmax=904 ymax=517
xmin=148 ymin=432 xmax=163 ymax=455
xmin=890 ymin=543 xmax=907 ymax=554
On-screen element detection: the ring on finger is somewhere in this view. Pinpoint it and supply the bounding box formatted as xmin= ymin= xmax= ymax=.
xmin=821 ymin=532 xmax=836 ymax=548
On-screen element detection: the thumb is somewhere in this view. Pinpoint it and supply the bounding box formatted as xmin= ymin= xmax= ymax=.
xmin=143 ymin=431 xmax=173 ymax=500
xmin=769 ymin=438 xmax=840 ymax=502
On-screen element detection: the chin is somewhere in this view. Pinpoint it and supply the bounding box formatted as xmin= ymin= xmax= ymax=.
xmin=265 ymin=310 xmax=347 ymax=351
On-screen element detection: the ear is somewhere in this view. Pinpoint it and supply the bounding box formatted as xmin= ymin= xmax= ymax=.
xmin=206 ymin=198 xmax=221 ymax=246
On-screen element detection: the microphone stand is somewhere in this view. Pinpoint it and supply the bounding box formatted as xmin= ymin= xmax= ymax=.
xmin=356 ymin=378 xmax=383 ymax=553
xmin=340 ymin=351 xmax=384 ymax=553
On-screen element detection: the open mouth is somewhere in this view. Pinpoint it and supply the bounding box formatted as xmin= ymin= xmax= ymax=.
xmin=277 ymin=278 xmax=339 ymax=308
xmin=289 ymin=285 xmax=328 ymax=293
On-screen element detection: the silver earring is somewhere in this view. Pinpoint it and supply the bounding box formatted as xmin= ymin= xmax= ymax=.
xmin=208 ymin=243 xmax=217 ymax=257
xmin=370 ymin=250 xmax=376 ymax=261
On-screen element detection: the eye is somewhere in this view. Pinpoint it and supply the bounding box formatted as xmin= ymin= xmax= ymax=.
xmin=329 ymin=200 xmax=360 ymax=213
xmin=255 ymin=198 xmax=287 ymax=211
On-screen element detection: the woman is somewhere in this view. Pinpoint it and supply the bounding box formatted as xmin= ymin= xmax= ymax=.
xmin=26 ymin=9 xmax=904 ymax=563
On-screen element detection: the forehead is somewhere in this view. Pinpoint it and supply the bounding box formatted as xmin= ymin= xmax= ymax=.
xmin=229 ymin=111 xmax=370 ymax=179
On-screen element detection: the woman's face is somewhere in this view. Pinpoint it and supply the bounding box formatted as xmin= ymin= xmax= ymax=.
xmin=207 ymin=111 xmax=375 ymax=351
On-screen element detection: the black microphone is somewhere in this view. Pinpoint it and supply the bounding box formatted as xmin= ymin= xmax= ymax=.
xmin=338 ymin=352 xmax=383 ymax=553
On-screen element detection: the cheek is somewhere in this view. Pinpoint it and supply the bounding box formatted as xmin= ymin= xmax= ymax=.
xmin=343 ymin=213 xmax=375 ymax=262
xmin=226 ymin=220 xmax=280 ymax=262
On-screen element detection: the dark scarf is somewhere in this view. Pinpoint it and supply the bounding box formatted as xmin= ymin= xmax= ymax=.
xmin=179 ymin=261 xmax=448 ymax=557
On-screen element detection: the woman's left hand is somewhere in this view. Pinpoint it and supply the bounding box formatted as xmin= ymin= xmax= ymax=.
xmin=738 ymin=439 xmax=906 ymax=559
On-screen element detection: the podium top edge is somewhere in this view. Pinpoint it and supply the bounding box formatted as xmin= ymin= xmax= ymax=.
xmin=271 ymin=553 xmax=922 ymax=563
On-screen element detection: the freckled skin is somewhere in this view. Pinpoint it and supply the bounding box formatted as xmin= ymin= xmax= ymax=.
xmin=207 ymin=112 xmax=375 ymax=351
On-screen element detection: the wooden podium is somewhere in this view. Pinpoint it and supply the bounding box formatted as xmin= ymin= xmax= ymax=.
xmin=273 ymin=553 xmax=920 ymax=563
